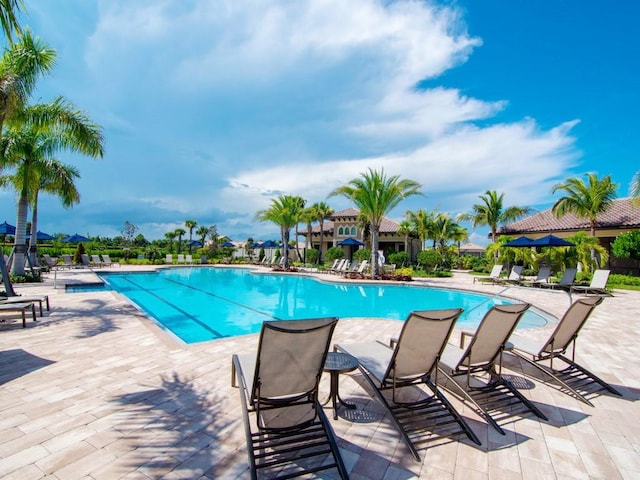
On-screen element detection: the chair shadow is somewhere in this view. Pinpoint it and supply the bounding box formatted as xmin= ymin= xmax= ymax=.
xmin=0 ymin=348 xmax=55 ymax=385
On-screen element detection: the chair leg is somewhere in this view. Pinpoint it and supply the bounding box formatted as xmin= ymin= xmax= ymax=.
xmin=556 ymin=354 xmax=623 ymax=397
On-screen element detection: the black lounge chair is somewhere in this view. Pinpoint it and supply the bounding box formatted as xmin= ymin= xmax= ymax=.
xmin=438 ymin=303 xmax=548 ymax=435
xmin=335 ymin=309 xmax=481 ymax=461
xmin=509 ymin=296 xmax=621 ymax=406
xmin=232 ymin=317 xmax=348 ymax=479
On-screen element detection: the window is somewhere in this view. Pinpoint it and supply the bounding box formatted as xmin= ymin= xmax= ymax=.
xmin=338 ymin=227 xmax=344 ymax=235
xmin=350 ymin=227 xmax=357 ymax=235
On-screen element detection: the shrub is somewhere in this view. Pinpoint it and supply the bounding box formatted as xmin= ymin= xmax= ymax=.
xmin=354 ymin=248 xmax=371 ymax=262
xmin=325 ymin=246 xmax=344 ymax=262
xmin=305 ymin=248 xmax=319 ymax=264
xmin=388 ymin=251 xmax=410 ymax=267
xmin=417 ymin=249 xmax=442 ymax=269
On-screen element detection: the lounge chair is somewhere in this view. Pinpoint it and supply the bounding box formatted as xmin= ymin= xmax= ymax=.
xmin=474 ymin=264 xmax=503 ymax=284
xmin=177 ymin=254 xmax=185 ymax=264
xmin=522 ymin=266 xmax=552 ymax=287
xmin=231 ymin=317 xmax=348 ymax=479
xmin=60 ymin=254 xmax=74 ymax=269
xmin=335 ymin=309 xmax=481 ymax=461
xmin=101 ymin=254 xmax=119 ymax=267
xmin=509 ymin=296 xmax=621 ymax=405
xmin=80 ymin=254 xmax=92 ymax=267
xmin=539 ymin=267 xmax=577 ymax=290
xmin=185 ymin=254 xmax=192 ymax=264
xmin=570 ymin=269 xmax=611 ymax=295
xmin=42 ymin=254 xmax=57 ymax=269
xmin=438 ymin=303 xmax=548 ymax=434
xmin=165 ymin=254 xmax=173 ymax=264
xmin=0 ymin=302 xmax=37 ymax=328
xmin=0 ymin=294 xmax=50 ymax=316
xmin=497 ymin=265 xmax=524 ymax=285
xmin=329 ymin=258 xmax=346 ymax=274
xmin=91 ymin=254 xmax=103 ymax=267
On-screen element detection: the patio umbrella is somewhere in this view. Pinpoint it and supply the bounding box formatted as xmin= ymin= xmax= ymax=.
xmin=62 ymin=233 xmax=90 ymax=243
xmin=221 ymin=241 xmax=235 ymax=248
xmin=258 ymin=240 xmax=279 ymax=248
xmin=503 ymin=236 xmax=535 ymax=248
xmin=26 ymin=231 xmax=54 ymax=241
xmin=529 ymin=234 xmax=574 ymax=247
xmin=188 ymin=240 xmax=203 ymax=247
xmin=0 ymin=221 xmax=16 ymax=235
xmin=337 ymin=237 xmax=364 ymax=246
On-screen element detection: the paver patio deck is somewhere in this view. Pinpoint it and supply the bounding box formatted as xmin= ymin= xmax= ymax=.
xmin=1 ymin=266 xmax=639 ymax=479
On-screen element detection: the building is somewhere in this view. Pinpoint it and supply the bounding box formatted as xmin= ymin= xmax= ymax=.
xmin=498 ymin=197 xmax=640 ymax=275
xmin=304 ymin=208 xmax=422 ymax=260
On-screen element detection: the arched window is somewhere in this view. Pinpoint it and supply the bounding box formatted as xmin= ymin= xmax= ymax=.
xmin=350 ymin=226 xmax=357 ymax=235
xmin=338 ymin=227 xmax=344 ymax=235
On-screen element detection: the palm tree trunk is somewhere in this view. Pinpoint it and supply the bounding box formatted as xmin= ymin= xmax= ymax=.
xmin=319 ymin=220 xmax=325 ymax=262
xmin=11 ymin=191 xmax=29 ymax=276
xmin=371 ymin=225 xmax=379 ymax=278
xmin=282 ymin=227 xmax=290 ymax=269
xmin=0 ymin=255 xmax=16 ymax=296
xmin=29 ymin=191 xmax=39 ymax=266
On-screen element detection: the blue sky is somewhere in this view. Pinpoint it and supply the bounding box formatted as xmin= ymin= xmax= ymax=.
xmin=1 ymin=0 xmax=638 ymax=245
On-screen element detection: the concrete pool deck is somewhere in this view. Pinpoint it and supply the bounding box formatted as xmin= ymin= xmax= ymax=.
xmin=0 ymin=265 xmax=639 ymax=479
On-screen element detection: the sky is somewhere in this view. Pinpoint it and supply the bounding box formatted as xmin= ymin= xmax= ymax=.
xmin=1 ymin=0 xmax=638 ymax=245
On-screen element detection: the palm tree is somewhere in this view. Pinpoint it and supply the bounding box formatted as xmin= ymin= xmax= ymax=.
xmin=0 ymin=0 xmax=25 ymax=43
xmin=27 ymin=161 xmax=80 ymax=264
xmin=566 ymin=231 xmax=609 ymax=273
xmin=552 ymin=173 xmax=617 ymax=237
xmin=185 ymin=219 xmax=197 ymax=252
xmin=630 ymin=170 xmax=640 ymax=207
xmin=397 ymin=220 xmax=415 ymax=259
xmin=164 ymin=231 xmax=176 ymax=253
xmin=174 ymin=228 xmax=186 ymax=253
xmin=291 ymin=196 xmax=306 ymax=262
xmin=196 ymin=225 xmax=209 ymax=248
xmin=406 ymin=208 xmax=436 ymax=252
xmin=300 ymin=207 xmax=315 ymax=250
xmin=310 ymin=201 xmax=334 ymax=262
xmin=330 ymin=168 xmax=422 ymax=277
xmin=458 ymin=190 xmax=533 ymax=245
xmin=255 ymin=194 xmax=305 ymax=269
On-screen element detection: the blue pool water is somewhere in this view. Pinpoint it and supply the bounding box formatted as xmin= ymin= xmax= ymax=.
xmin=69 ymin=267 xmax=551 ymax=344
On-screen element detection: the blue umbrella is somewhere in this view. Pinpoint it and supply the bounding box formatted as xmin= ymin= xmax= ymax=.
xmin=337 ymin=237 xmax=364 ymax=246
xmin=0 ymin=221 xmax=16 ymax=235
xmin=221 ymin=241 xmax=235 ymax=248
xmin=530 ymin=234 xmax=574 ymax=247
xmin=26 ymin=231 xmax=54 ymax=241
xmin=258 ymin=240 xmax=279 ymax=248
xmin=503 ymin=236 xmax=535 ymax=247
xmin=188 ymin=240 xmax=202 ymax=247
xmin=62 ymin=233 xmax=90 ymax=243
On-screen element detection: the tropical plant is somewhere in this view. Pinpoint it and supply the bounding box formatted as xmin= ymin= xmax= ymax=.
xmin=309 ymin=201 xmax=334 ymax=262
xmin=291 ymin=196 xmax=306 ymax=262
xmin=353 ymin=248 xmax=371 ymax=263
xmin=406 ymin=208 xmax=436 ymax=251
xmin=174 ymin=228 xmax=186 ymax=253
xmin=185 ymin=219 xmax=197 ymax=252
xmin=458 ymin=190 xmax=532 ymax=245
xmin=164 ymin=231 xmax=176 ymax=253
xmin=552 ymin=173 xmax=617 ymax=237
xmin=0 ymin=0 xmax=24 ymax=43
xmin=396 ymin=220 xmax=414 ymax=258
xmin=196 ymin=225 xmax=209 ymax=248
xmin=324 ymin=246 xmax=344 ymax=262
xmin=305 ymin=247 xmax=319 ymax=264
xmin=255 ymin=194 xmax=305 ymax=269
xmin=300 ymin=206 xmax=315 ymax=250
xmin=388 ymin=251 xmax=410 ymax=268
xmin=330 ymin=168 xmax=422 ymax=277
xmin=565 ymin=231 xmax=609 ymax=273
xmin=612 ymin=230 xmax=640 ymax=261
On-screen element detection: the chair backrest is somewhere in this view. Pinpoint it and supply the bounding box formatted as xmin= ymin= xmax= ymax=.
xmin=102 ymin=254 xmax=112 ymax=263
xmin=177 ymin=254 xmax=185 ymax=263
xmin=329 ymin=259 xmax=339 ymax=270
xmin=543 ymin=296 xmax=603 ymax=354
xmin=81 ymin=254 xmax=90 ymax=265
xmin=186 ymin=254 xmax=192 ymax=263
xmin=165 ymin=254 xmax=172 ymax=263
xmin=357 ymin=261 xmax=368 ymax=273
xmin=43 ymin=254 xmax=54 ymax=266
xmin=458 ymin=303 xmax=530 ymax=369
xmin=252 ymin=317 xmax=338 ymax=403
xmin=535 ymin=266 xmax=551 ymax=282
xmin=589 ymin=269 xmax=610 ymax=288
xmin=91 ymin=255 xmax=101 ymax=264
xmin=386 ymin=309 xmax=463 ymax=381
xmin=61 ymin=254 xmax=73 ymax=265
xmin=558 ymin=268 xmax=577 ymax=286
xmin=489 ymin=264 xmax=503 ymax=278
xmin=508 ymin=265 xmax=524 ymax=281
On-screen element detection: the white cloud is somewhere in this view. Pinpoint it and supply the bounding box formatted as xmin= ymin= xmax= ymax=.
xmin=19 ymin=0 xmax=582 ymax=241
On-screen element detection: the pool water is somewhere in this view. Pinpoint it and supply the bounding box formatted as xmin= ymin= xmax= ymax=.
xmin=70 ymin=267 xmax=550 ymax=344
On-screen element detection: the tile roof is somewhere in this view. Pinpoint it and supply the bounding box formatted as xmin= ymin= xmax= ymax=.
xmin=331 ymin=208 xmax=360 ymax=218
xmin=499 ymin=197 xmax=640 ymax=234
xmin=308 ymin=208 xmax=400 ymax=234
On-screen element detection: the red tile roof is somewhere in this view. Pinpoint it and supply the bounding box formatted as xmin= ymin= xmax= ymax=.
xmin=499 ymin=198 xmax=640 ymax=234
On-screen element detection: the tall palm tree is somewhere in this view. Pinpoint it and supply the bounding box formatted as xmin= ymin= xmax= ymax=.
xmin=27 ymin=161 xmax=80 ymax=263
xmin=174 ymin=228 xmax=186 ymax=253
xmin=552 ymin=173 xmax=617 ymax=264
xmin=196 ymin=225 xmax=209 ymax=248
xmin=185 ymin=219 xmax=197 ymax=252
xmin=164 ymin=231 xmax=176 ymax=253
xmin=291 ymin=196 xmax=306 ymax=262
xmin=458 ymin=190 xmax=532 ymax=244
xmin=406 ymin=208 xmax=436 ymax=252
xmin=310 ymin=201 xmax=334 ymax=262
xmin=0 ymin=0 xmax=25 ymax=43
xmin=300 ymin=206 xmax=315 ymax=250
xmin=552 ymin=173 xmax=617 ymax=237
xmin=565 ymin=231 xmax=609 ymax=273
xmin=255 ymin=194 xmax=305 ymax=269
xmin=330 ymin=168 xmax=422 ymax=277
xmin=630 ymin=170 xmax=640 ymax=207
xmin=2 ymin=102 xmax=103 ymax=275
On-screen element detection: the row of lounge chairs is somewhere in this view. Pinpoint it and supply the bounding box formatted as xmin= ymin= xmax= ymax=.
xmin=477 ymin=264 xmax=612 ymax=295
xmin=232 ymin=296 xmax=620 ymax=476
xmin=165 ymin=254 xmax=194 ymax=265
xmin=41 ymin=253 xmax=118 ymax=269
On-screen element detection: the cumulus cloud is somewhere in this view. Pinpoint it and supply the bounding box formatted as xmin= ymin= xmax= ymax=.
xmin=23 ymin=0 xmax=581 ymax=241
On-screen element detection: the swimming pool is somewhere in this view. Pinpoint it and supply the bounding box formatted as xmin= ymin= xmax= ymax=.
xmin=71 ymin=267 xmax=551 ymax=344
